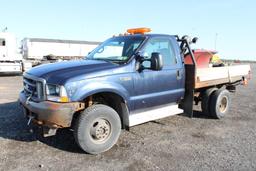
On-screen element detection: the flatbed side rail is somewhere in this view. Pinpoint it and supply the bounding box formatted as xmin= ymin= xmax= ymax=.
xmin=195 ymin=65 xmax=251 ymax=88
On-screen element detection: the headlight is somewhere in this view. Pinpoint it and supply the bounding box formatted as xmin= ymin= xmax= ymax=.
xmin=46 ymin=84 xmax=60 ymax=96
xmin=46 ymin=84 xmax=69 ymax=102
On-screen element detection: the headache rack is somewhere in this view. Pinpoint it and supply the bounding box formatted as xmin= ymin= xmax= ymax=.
xmin=23 ymin=73 xmax=46 ymax=102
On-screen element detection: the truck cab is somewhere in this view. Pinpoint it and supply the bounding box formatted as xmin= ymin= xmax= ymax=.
xmin=0 ymin=32 xmax=23 ymax=73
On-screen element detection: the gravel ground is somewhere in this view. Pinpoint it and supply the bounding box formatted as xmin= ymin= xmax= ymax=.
xmin=0 ymin=64 xmax=255 ymax=171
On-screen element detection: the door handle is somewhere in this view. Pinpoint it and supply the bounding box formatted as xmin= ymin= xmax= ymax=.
xmin=176 ymin=70 xmax=182 ymax=80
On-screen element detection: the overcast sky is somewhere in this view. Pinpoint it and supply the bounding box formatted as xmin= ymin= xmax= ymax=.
xmin=1 ymin=0 xmax=255 ymax=60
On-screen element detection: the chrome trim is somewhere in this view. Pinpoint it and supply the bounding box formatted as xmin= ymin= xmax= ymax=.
xmin=23 ymin=72 xmax=47 ymax=101
xmin=23 ymin=78 xmax=36 ymax=87
xmin=36 ymin=82 xmax=44 ymax=100
xmin=24 ymin=85 xmax=32 ymax=94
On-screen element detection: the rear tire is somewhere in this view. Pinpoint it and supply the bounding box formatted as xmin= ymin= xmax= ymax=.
xmin=201 ymin=88 xmax=217 ymax=115
xmin=209 ymin=89 xmax=230 ymax=119
xmin=74 ymin=104 xmax=121 ymax=154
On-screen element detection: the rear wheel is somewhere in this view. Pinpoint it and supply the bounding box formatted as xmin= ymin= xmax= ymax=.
xmin=201 ymin=88 xmax=217 ymax=115
xmin=209 ymin=89 xmax=230 ymax=119
xmin=74 ymin=104 xmax=121 ymax=154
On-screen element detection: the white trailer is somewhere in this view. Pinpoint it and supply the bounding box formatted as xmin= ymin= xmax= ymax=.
xmin=0 ymin=32 xmax=100 ymax=74
xmin=21 ymin=38 xmax=100 ymax=65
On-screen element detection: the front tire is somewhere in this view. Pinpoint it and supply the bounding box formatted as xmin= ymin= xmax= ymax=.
xmin=74 ymin=104 xmax=121 ymax=154
xmin=209 ymin=89 xmax=230 ymax=119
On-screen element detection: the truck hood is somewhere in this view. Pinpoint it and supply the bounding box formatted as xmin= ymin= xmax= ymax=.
xmin=26 ymin=60 xmax=118 ymax=84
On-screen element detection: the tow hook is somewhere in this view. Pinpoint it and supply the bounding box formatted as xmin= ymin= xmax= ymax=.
xmin=27 ymin=115 xmax=34 ymax=125
xmin=43 ymin=127 xmax=57 ymax=137
xmin=26 ymin=95 xmax=32 ymax=105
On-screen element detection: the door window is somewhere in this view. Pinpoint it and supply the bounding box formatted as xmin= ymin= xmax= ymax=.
xmin=142 ymin=37 xmax=176 ymax=67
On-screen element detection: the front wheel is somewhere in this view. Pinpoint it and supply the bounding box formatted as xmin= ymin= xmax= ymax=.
xmin=74 ymin=104 xmax=121 ymax=154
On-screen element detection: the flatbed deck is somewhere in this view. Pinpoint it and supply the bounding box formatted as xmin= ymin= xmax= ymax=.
xmin=195 ymin=65 xmax=251 ymax=89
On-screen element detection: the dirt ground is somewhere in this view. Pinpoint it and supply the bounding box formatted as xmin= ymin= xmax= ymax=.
xmin=0 ymin=64 xmax=255 ymax=171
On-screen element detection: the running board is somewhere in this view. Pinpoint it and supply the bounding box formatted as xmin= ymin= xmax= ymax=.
xmin=128 ymin=104 xmax=184 ymax=127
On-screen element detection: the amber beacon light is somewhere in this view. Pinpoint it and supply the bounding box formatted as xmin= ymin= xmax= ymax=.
xmin=127 ymin=27 xmax=151 ymax=34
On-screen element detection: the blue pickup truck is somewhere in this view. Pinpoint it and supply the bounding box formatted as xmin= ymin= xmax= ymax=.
xmin=19 ymin=28 xmax=250 ymax=154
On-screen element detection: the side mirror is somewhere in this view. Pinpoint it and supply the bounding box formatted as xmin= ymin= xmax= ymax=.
xmin=135 ymin=52 xmax=163 ymax=71
xmin=150 ymin=52 xmax=163 ymax=71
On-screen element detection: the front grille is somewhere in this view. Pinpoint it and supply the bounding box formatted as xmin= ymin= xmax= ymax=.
xmin=23 ymin=73 xmax=46 ymax=101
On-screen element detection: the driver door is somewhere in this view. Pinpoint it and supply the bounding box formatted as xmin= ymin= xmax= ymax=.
xmin=132 ymin=37 xmax=184 ymax=111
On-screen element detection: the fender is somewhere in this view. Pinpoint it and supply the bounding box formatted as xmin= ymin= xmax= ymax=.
xmin=71 ymin=80 xmax=131 ymax=109
xmin=71 ymin=80 xmax=131 ymax=128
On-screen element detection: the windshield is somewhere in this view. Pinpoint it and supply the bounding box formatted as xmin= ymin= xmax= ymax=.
xmin=86 ymin=36 xmax=145 ymax=64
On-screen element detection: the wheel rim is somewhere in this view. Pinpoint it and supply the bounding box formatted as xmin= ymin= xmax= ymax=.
xmin=219 ymin=96 xmax=228 ymax=113
xmin=90 ymin=118 xmax=111 ymax=143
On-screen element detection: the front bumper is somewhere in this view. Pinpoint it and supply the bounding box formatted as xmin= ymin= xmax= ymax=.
xmin=19 ymin=91 xmax=84 ymax=128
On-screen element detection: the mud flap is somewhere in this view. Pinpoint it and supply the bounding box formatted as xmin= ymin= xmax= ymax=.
xmin=179 ymin=89 xmax=194 ymax=117
xmin=179 ymin=64 xmax=195 ymax=117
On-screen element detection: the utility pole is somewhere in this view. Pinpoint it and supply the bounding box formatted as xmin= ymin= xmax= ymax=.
xmin=214 ymin=33 xmax=218 ymax=50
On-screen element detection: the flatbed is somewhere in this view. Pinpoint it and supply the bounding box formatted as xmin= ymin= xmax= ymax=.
xmin=195 ymin=64 xmax=250 ymax=88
